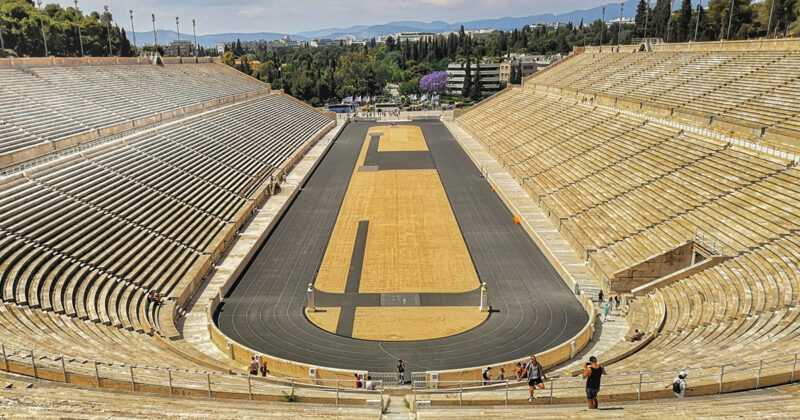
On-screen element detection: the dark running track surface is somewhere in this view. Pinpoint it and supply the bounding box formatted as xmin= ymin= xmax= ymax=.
xmin=216 ymin=121 xmax=588 ymax=373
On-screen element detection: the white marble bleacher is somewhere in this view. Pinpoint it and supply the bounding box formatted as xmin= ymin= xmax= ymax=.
xmin=0 ymin=64 xmax=268 ymax=162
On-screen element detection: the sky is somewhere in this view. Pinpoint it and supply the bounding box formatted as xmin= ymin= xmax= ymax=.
xmin=60 ymin=0 xmax=612 ymax=35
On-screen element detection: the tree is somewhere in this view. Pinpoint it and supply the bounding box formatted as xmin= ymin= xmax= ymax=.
xmin=385 ymin=36 xmax=396 ymax=51
xmin=399 ymin=78 xmax=420 ymax=96
xmin=677 ymin=0 xmax=693 ymax=41
xmin=222 ymin=51 xmax=235 ymax=66
xmin=635 ymin=0 xmax=651 ymax=36
xmin=461 ymin=53 xmax=472 ymax=98
xmin=469 ymin=62 xmax=482 ymax=101
xmin=234 ymin=38 xmax=244 ymax=56
xmin=419 ymin=71 xmax=450 ymax=93
xmin=652 ymin=0 xmax=672 ymax=39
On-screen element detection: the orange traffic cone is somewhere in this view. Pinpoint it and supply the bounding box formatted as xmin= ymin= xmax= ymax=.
xmin=513 ymin=216 xmax=520 ymax=225
xmin=491 ymin=188 xmax=496 ymax=193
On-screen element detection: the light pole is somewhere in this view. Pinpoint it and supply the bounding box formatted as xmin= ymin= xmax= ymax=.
xmin=694 ymin=2 xmax=702 ymax=41
xmin=152 ymin=14 xmax=158 ymax=51
xmin=766 ymin=0 xmax=775 ymax=38
xmin=175 ymin=17 xmax=181 ymax=56
xmin=643 ymin=6 xmax=650 ymax=39
xmin=74 ymin=0 xmax=84 ymax=56
xmin=104 ymin=5 xmax=112 ymax=56
xmin=192 ymin=19 xmax=198 ymax=57
xmin=600 ymin=6 xmax=606 ymax=51
xmin=37 ymin=0 xmax=49 ymax=57
xmin=617 ymin=2 xmax=624 ymax=51
xmin=130 ymin=10 xmax=137 ymax=51
xmin=726 ymin=0 xmax=735 ymax=40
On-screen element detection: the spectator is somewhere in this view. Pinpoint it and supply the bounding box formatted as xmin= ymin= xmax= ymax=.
xmin=259 ymin=362 xmax=269 ymax=377
xmin=523 ymin=355 xmax=547 ymax=402
xmin=482 ymin=366 xmax=492 ymax=385
xmin=248 ymin=357 xmax=259 ymax=376
xmin=603 ymin=299 xmax=611 ymax=321
xmin=667 ymin=371 xmax=691 ymax=398
xmin=365 ymin=375 xmax=376 ymax=390
xmin=615 ymin=293 xmax=621 ymax=309
xmin=354 ymin=373 xmax=362 ymax=389
xmin=582 ymin=356 xmax=606 ymax=410
xmin=632 ymin=329 xmax=645 ymax=341
xmin=496 ymin=367 xmax=505 ymax=381
xmin=397 ymin=360 xmax=406 ymax=384
xmin=513 ymin=362 xmax=523 ymax=381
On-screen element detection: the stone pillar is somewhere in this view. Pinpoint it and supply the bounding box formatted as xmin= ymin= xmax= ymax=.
xmin=480 ymin=282 xmax=489 ymax=312
xmin=307 ymin=283 xmax=316 ymax=312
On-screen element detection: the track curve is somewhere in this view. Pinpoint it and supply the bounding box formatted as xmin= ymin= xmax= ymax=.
xmin=215 ymin=121 xmax=588 ymax=374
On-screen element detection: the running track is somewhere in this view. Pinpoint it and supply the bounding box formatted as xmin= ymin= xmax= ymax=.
xmin=215 ymin=121 xmax=588 ymax=374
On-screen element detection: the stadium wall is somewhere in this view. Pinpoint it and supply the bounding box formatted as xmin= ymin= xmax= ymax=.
xmin=425 ymin=295 xmax=596 ymax=386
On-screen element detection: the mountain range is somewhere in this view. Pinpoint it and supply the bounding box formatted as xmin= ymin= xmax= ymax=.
xmin=134 ymin=0 xmax=658 ymax=47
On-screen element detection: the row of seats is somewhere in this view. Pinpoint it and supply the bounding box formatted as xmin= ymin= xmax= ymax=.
xmin=0 ymin=64 xmax=267 ymax=157
xmin=611 ymin=234 xmax=800 ymax=375
xmin=456 ymin=45 xmax=800 ymax=389
xmin=458 ymin=88 xmax=797 ymax=282
xmin=528 ymin=50 xmax=800 ymax=153
xmin=0 ymin=93 xmax=331 ymax=341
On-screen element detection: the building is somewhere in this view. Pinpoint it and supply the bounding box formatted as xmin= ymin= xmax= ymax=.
xmin=499 ymin=59 xmax=538 ymax=83
xmin=467 ymin=29 xmax=500 ymax=41
xmin=310 ymin=38 xmax=338 ymax=48
xmin=165 ymin=40 xmax=195 ymax=57
xmin=607 ymin=17 xmax=635 ymax=27
xmin=446 ymin=62 xmax=502 ymax=97
xmin=395 ymin=32 xmax=437 ymax=43
xmin=531 ymin=22 xmax=569 ymax=31
xmin=216 ymin=43 xmax=226 ymax=55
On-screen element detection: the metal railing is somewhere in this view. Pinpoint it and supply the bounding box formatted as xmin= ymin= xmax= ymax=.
xmin=410 ymin=352 xmax=799 ymax=410
xmin=0 ymin=342 xmax=385 ymax=407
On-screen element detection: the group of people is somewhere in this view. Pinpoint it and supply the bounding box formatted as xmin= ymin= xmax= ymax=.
xmin=354 ymin=374 xmax=377 ymax=390
xmin=598 ymin=291 xmax=623 ymax=322
xmin=147 ymin=290 xmax=163 ymax=305
xmin=247 ymin=353 xmax=691 ymax=405
xmin=248 ymin=357 xmax=270 ymax=377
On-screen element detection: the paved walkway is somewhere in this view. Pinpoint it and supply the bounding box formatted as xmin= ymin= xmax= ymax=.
xmin=178 ymin=123 xmax=345 ymax=368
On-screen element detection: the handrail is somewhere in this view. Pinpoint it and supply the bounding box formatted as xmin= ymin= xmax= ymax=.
xmin=0 ymin=341 xmax=386 ymax=407
xmin=410 ymin=352 xmax=800 ymax=409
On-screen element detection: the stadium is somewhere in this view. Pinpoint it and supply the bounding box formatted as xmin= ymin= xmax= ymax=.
xmin=1 ymin=1 xmax=800 ymax=419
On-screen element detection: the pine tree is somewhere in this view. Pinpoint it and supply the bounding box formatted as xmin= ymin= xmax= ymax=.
xmin=635 ymin=0 xmax=650 ymax=36
xmin=470 ymin=62 xmax=482 ymax=101
xmin=678 ymin=0 xmax=693 ymax=41
xmin=461 ymin=53 xmax=471 ymax=98
xmin=653 ymin=0 xmax=671 ymax=39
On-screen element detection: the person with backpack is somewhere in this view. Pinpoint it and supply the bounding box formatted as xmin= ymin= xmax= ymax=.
xmin=667 ymin=371 xmax=691 ymax=398
xmin=582 ymin=356 xmax=606 ymax=409
xmin=522 ymin=355 xmax=547 ymax=402
xmin=354 ymin=373 xmax=363 ymax=389
xmin=482 ymin=366 xmax=492 ymax=386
